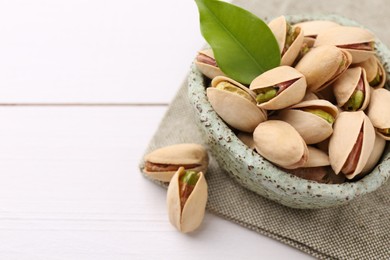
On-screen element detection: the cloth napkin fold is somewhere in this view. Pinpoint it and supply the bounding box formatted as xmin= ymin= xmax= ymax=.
xmin=139 ymin=80 xmax=389 ymax=259
xmin=140 ymin=1 xmax=390 ymax=258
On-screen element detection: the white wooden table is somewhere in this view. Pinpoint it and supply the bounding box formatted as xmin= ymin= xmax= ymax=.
xmin=0 ymin=1 xmax=312 ymax=259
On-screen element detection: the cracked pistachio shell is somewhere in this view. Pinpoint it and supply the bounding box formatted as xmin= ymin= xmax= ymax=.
xmin=333 ymin=67 xmax=370 ymax=111
xmin=143 ymin=143 xmax=209 ymax=182
xmin=195 ymin=49 xmax=226 ymax=79
xmin=249 ymin=66 xmax=306 ymax=110
xmin=207 ymin=76 xmax=267 ymax=132
xmin=361 ymin=133 xmax=386 ymax=175
xmin=294 ymin=20 xmax=340 ymax=38
xmin=367 ymin=88 xmax=390 ymax=140
xmin=295 ymin=45 xmax=352 ymax=92
xmin=253 ymin=120 xmax=308 ymax=169
xmin=315 ymin=26 xmax=376 ymax=63
xmin=268 ymin=16 xmax=304 ymax=66
xmin=329 ymin=111 xmax=375 ymax=179
xmin=277 ymin=99 xmax=339 ymax=144
xmin=167 ymin=167 xmax=208 ymax=233
xmin=355 ymin=56 xmax=386 ymax=88
xmin=303 ymin=146 xmax=330 ymax=168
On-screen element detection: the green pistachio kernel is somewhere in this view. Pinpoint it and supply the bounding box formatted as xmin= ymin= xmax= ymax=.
xmin=285 ymin=23 xmax=300 ymax=49
xmin=180 ymin=170 xmax=199 ymax=186
xmin=302 ymin=108 xmax=335 ymax=124
xmin=255 ymin=87 xmax=278 ymax=104
xmin=378 ymin=128 xmax=390 ymax=136
xmin=215 ymin=81 xmax=252 ymax=101
xmin=369 ymin=71 xmax=381 ymax=86
xmin=343 ymin=90 xmax=364 ymax=111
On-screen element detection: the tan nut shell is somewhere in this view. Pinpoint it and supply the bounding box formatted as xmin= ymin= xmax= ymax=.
xmin=332 ymin=67 xmax=370 ymax=111
xmin=268 ymin=16 xmax=304 ymax=66
xmin=303 ymin=146 xmax=330 ymax=168
xmin=277 ymin=99 xmax=339 ymax=144
xmin=361 ymin=133 xmax=386 ymax=175
xmin=294 ymin=20 xmax=340 ymax=38
xmin=253 ymin=120 xmax=308 ymax=169
xmin=249 ymin=66 xmax=306 ymax=110
xmin=295 ymin=45 xmax=352 ymax=92
xmin=355 ymin=56 xmax=386 ymax=88
xmin=195 ymin=49 xmax=226 ymax=79
xmin=208 ymin=76 xmax=267 ymax=132
xmin=302 ymin=91 xmax=319 ymax=101
xmin=315 ymin=26 xmax=375 ymax=63
xmin=237 ymin=132 xmax=255 ymax=150
xmin=143 ymin=143 xmax=209 ymax=182
xmin=167 ymin=167 xmax=208 ymax=233
xmin=329 ymin=111 xmax=375 ymax=179
xmin=367 ymin=88 xmax=390 ymax=140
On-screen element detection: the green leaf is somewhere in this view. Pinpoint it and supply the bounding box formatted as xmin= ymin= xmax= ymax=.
xmin=195 ymin=0 xmax=281 ymax=84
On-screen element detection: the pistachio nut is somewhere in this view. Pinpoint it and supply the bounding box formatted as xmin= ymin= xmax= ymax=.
xmin=195 ymin=49 xmax=225 ymax=79
xmin=367 ymin=88 xmax=390 ymax=140
xmin=237 ymin=132 xmax=256 ymax=150
xmin=360 ymin=133 xmax=386 ymax=176
xmin=207 ymin=76 xmax=267 ymax=132
xmin=143 ymin=143 xmax=209 ymax=182
xmin=294 ymin=20 xmax=340 ymax=39
xmin=315 ymin=26 xmax=376 ymax=63
xmin=303 ymin=146 xmax=330 ymax=168
xmin=302 ymin=91 xmax=319 ymax=101
xmin=286 ymin=166 xmax=345 ymax=184
xmin=249 ymin=66 xmax=307 ymax=110
xmin=253 ymin=120 xmax=308 ymax=169
xmin=333 ymin=67 xmax=370 ymax=111
xmin=277 ymin=99 xmax=339 ymax=144
xmin=295 ymin=45 xmax=352 ymax=92
xmin=167 ymin=167 xmax=208 ymax=233
xmin=355 ymin=56 xmax=386 ymax=88
xmin=268 ymin=16 xmax=304 ymax=66
xmin=329 ymin=111 xmax=375 ymax=179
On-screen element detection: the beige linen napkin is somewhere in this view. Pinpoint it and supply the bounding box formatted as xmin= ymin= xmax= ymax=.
xmin=140 ymin=1 xmax=390 ymax=258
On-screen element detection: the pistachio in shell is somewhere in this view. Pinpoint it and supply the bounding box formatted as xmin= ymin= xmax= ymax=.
xmin=277 ymin=99 xmax=339 ymax=144
xmin=207 ymin=76 xmax=267 ymax=132
xmin=329 ymin=111 xmax=375 ymax=179
xmin=249 ymin=66 xmax=306 ymax=110
xmin=268 ymin=16 xmax=304 ymax=66
xmin=360 ymin=133 xmax=387 ymax=176
xmin=367 ymin=88 xmax=390 ymax=140
xmin=332 ymin=67 xmax=370 ymax=111
xmin=294 ymin=20 xmax=340 ymax=39
xmin=195 ymin=49 xmax=225 ymax=79
xmin=253 ymin=120 xmax=308 ymax=169
xmin=355 ymin=56 xmax=386 ymax=88
xmin=143 ymin=143 xmax=209 ymax=182
xmin=315 ymin=26 xmax=376 ymax=63
xmin=295 ymin=45 xmax=352 ymax=92
xmin=167 ymin=167 xmax=208 ymax=233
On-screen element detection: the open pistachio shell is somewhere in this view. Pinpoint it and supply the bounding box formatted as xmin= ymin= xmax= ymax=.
xmin=333 ymin=67 xmax=370 ymax=111
xmin=294 ymin=20 xmax=340 ymax=38
xmin=143 ymin=143 xmax=209 ymax=182
xmin=207 ymin=76 xmax=267 ymax=132
xmin=295 ymin=45 xmax=352 ymax=92
xmin=249 ymin=66 xmax=306 ymax=110
xmin=195 ymin=49 xmax=225 ymax=79
xmin=361 ymin=133 xmax=386 ymax=175
xmin=277 ymin=99 xmax=339 ymax=144
xmin=315 ymin=26 xmax=376 ymax=63
xmin=329 ymin=111 xmax=375 ymax=179
xmin=253 ymin=120 xmax=308 ymax=169
xmin=303 ymin=146 xmax=330 ymax=168
xmin=268 ymin=16 xmax=304 ymax=66
xmin=167 ymin=167 xmax=208 ymax=233
xmin=367 ymin=88 xmax=390 ymax=140
xmin=355 ymin=56 xmax=386 ymax=88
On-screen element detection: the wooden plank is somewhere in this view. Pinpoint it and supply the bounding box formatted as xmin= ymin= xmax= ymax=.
xmin=0 ymin=0 xmax=204 ymax=104
xmin=0 ymin=107 xmax=311 ymax=259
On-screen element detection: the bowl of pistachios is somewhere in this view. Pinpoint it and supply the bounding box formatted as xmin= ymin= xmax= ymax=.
xmin=189 ymin=0 xmax=390 ymax=209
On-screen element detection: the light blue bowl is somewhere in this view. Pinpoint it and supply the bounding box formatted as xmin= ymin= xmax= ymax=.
xmin=188 ymin=14 xmax=390 ymax=209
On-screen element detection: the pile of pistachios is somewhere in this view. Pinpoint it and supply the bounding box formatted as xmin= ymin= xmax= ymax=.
xmin=195 ymin=17 xmax=390 ymax=183
xmin=143 ymin=143 xmax=209 ymax=233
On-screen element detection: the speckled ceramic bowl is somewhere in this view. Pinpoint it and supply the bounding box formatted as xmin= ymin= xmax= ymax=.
xmin=188 ymin=14 xmax=390 ymax=209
